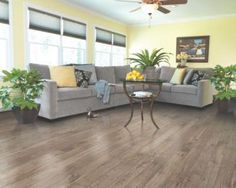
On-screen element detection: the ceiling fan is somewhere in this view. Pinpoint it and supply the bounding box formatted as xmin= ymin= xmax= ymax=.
xmin=116 ymin=0 xmax=188 ymax=15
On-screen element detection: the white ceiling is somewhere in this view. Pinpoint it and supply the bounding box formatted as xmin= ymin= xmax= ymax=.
xmin=65 ymin=0 xmax=236 ymax=25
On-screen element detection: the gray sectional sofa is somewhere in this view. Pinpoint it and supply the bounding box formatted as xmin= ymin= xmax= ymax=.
xmin=29 ymin=64 xmax=214 ymax=120
xmin=154 ymin=66 xmax=213 ymax=108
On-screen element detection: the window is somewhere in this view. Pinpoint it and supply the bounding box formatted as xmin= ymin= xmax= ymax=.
xmin=62 ymin=18 xmax=86 ymax=65
xmin=95 ymin=27 xmax=126 ymax=66
xmin=0 ymin=0 xmax=11 ymax=71
xmin=28 ymin=8 xmax=87 ymax=66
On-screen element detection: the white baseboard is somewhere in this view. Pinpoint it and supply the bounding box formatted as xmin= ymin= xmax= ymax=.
xmin=0 ymin=108 xmax=9 ymax=112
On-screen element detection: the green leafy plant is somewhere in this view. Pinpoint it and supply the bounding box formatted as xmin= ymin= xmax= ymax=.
xmin=127 ymin=48 xmax=172 ymax=70
xmin=0 ymin=69 xmax=44 ymax=110
xmin=211 ymin=65 xmax=236 ymax=100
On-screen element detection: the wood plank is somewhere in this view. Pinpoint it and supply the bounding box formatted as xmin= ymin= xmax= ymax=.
xmin=0 ymin=102 xmax=235 ymax=188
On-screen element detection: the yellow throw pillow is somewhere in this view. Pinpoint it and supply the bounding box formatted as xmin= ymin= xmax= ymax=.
xmin=170 ymin=68 xmax=186 ymax=84
xmin=50 ymin=66 xmax=77 ymax=87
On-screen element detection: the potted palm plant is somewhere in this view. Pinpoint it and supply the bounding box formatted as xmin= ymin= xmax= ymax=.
xmin=127 ymin=48 xmax=171 ymax=79
xmin=0 ymin=69 xmax=44 ymax=124
xmin=211 ymin=65 xmax=236 ymax=113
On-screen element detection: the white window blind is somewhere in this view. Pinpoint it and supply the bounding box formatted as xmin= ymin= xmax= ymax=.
xmin=63 ymin=18 xmax=86 ymax=40
xmin=96 ymin=28 xmax=112 ymax=45
xmin=0 ymin=0 xmax=9 ymax=24
xmin=95 ymin=27 xmax=126 ymax=47
xmin=113 ymin=33 xmax=126 ymax=47
xmin=29 ymin=8 xmax=61 ymax=34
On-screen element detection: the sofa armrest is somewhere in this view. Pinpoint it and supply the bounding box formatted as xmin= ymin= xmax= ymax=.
xmin=197 ymin=79 xmax=214 ymax=107
xmin=39 ymin=80 xmax=58 ymax=119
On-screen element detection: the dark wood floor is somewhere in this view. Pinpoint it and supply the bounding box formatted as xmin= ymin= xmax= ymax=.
xmin=0 ymin=102 xmax=236 ymax=188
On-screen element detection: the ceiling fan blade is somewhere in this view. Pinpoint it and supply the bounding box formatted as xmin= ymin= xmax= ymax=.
xmin=157 ymin=6 xmax=171 ymax=14
xmin=130 ymin=7 xmax=142 ymax=13
xmin=160 ymin=0 xmax=187 ymax=5
xmin=115 ymin=0 xmax=142 ymax=4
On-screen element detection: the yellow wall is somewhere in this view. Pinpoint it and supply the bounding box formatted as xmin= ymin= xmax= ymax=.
xmin=128 ymin=16 xmax=236 ymax=68
xmin=11 ymin=0 xmax=128 ymax=69
xmin=8 ymin=0 xmax=236 ymax=69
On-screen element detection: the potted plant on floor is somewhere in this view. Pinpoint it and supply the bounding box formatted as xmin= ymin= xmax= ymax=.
xmin=127 ymin=48 xmax=171 ymax=79
xmin=211 ymin=64 xmax=236 ymax=113
xmin=0 ymin=69 xmax=44 ymax=124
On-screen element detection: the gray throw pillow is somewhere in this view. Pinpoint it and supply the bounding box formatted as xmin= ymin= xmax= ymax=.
xmin=183 ymin=69 xmax=194 ymax=85
xmin=29 ymin=63 xmax=50 ymax=79
xmin=160 ymin=66 xmax=176 ymax=82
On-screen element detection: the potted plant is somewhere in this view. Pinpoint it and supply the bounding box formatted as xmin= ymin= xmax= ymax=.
xmin=0 ymin=69 xmax=44 ymax=124
xmin=127 ymin=48 xmax=171 ymax=79
xmin=211 ymin=65 xmax=236 ymax=113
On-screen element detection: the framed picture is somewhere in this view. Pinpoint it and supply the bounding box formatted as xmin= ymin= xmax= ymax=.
xmin=176 ymin=36 xmax=210 ymax=62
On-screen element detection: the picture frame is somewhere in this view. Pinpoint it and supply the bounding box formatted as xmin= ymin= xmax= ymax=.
xmin=176 ymin=36 xmax=210 ymax=63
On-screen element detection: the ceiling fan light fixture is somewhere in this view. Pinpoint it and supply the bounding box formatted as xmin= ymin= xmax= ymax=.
xmin=141 ymin=4 xmax=158 ymax=14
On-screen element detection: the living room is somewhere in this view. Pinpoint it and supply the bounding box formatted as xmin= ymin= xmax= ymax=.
xmin=0 ymin=0 xmax=236 ymax=187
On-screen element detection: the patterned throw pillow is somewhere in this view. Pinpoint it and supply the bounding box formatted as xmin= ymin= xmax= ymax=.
xmin=74 ymin=69 xmax=92 ymax=88
xmin=189 ymin=71 xmax=206 ymax=86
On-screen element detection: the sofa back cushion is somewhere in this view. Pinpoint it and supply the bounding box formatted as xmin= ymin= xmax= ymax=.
xmin=183 ymin=69 xmax=194 ymax=85
xmin=188 ymin=68 xmax=213 ymax=79
xmin=114 ymin=65 xmax=131 ymax=83
xmin=29 ymin=63 xmax=51 ymax=79
xmin=155 ymin=67 xmax=161 ymax=79
xmin=160 ymin=66 xmax=176 ymax=82
xmin=95 ymin=66 xmax=116 ymax=83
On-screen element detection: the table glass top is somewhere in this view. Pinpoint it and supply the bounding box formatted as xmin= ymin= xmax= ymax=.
xmin=122 ymin=79 xmax=164 ymax=84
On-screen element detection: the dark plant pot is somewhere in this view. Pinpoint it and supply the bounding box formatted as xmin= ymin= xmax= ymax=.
xmin=12 ymin=104 xmax=40 ymax=124
xmin=217 ymin=100 xmax=229 ymax=113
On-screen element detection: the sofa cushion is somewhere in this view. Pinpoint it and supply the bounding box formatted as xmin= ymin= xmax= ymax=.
xmin=160 ymin=66 xmax=176 ymax=82
xmin=188 ymin=68 xmax=213 ymax=79
xmin=88 ymin=85 xmax=116 ymax=96
xmin=155 ymin=67 xmax=161 ymax=79
xmin=162 ymin=83 xmax=173 ymax=92
xmin=113 ymin=84 xmax=134 ymax=93
xmin=96 ymin=66 xmax=116 ymax=83
xmin=29 ymin=63 xmax=50 ymax=79
xmin=74 ymin=64 xmax=97 ymax=85
xmin=149 ymin=83 xmax=172 ymax=92
xmin=171 ymin=85 xmax=197 ymax=95
xmin=114 ymin=65 xmax=131 ymax=83
xmin=58 ymin=87 xmax=93 ymax=101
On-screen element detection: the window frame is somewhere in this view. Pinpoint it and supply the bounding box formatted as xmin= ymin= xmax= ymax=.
xmin=25 ymin=4 xmax=88 ymax=67
xmin=0 ymin=0 xmax=13 ymax=74
xmin=94 ymin=26 xmax=127 ymax=66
